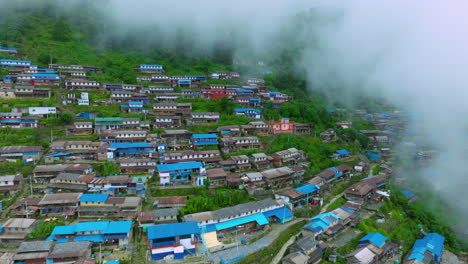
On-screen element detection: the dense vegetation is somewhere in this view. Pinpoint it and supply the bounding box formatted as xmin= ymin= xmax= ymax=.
xmin=179 ymin=190 xmax=255 ymax=216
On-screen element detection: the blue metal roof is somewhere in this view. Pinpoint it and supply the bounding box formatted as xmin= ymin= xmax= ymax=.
xmin=32 ymin=73 xmax=60 ymax=77
xmin=79 ymin=193 xmax=109 ymax=203
xmin=193 ymin=140 xmax=218 ymax=145
xmin=0 ymin=59 xmax=31 ymax=63
xmin=157 ymin=161 xmax=203 ymax=172
xmin=104 ymin=221 xmax=132 ymax=234
xmin=74 ymin=234 xmax=104 ymax=242
xmin=402 ymin=190 xmax=416 ymax=199
xmin=336 ymin=149 xmax=350 ymax=155
xmin=46 ymin=152 xmax=71 ymax=157
xmin=262 ymin=207 xmax=293 ymax=221
xmin=295 ymin=184 xmax=319 ymax=195
xmin=408 ymin=233 xmax=445 ymax=263
xmin=359 ymin=232 xmax=388 ymax=247
xmin=191 ymin=134 xmax=217 ymax=139
xmin=147 ymin=221 xmax=200 ymax=240
xmin=234 ymin=108 xmax=261 ymax=113
xmin=215 ymin=213 xmax=269 ymax=231
xmin=49 ymin=225 xmax=76 ymax=236
xmin=75 ymin=221 xmax=109 ymax=232
xmin=110 ymin=142 xmax=150 ymax=149
xmin=0 ymin=47 xmax=17 ymax=50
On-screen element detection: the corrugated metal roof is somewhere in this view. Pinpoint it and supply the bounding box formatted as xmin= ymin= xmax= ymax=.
xmin=157 ymin=161 xmax=203 ymax=172
xmin=191 ymin=134 xmax=217 ymax=139
xmin=103 ymin=221 xmax=132 ymax=234
xmin=214 ymin=213 xmax=268 ymax=231
xmin=109 ymin=142 xmax=150 ymax=148
xmin=295 ymin=184 xmax=319 ymax=195
xmin=79 ymin=193 xmax=109 ymax=203
xmin=359 ymin=232 xmax=388 ymax=248
xmin=147 ymin=221 xmax=200 ymax=240
xmin=262 ymin=207 xmax=293 ymax=221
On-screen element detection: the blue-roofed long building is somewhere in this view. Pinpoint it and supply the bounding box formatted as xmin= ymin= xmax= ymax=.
xmin=0 ymin=59 xmax=32 ymax=68
xmin=156 ymin=161 xmax=206 ymax=186
xmin=107 ymin=142 xmax=155 ymax=161
xmin=275 ymin=183 xmax=321 ymax=209
xmin=147 ymin=221 xmax=200 ymax=261
xmin=0 ymin=47 xmax=18 ymax=54
xmin=48 ymin=221 xmax=133 ymax=248
xmin=190 ymin=134 xmax=218 ymax=147
xmin=138 ymin=64 xmax=164 ymax=73
xmin=233 ymin=108 xmax=262 ymax=119
xmin=405 ymin=233 xmax=445 ymax=264
xmin=347 ymin=232 xmax=397 ymax=264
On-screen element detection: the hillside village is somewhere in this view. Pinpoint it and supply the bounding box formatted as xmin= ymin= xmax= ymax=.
xmin=0 ymin=43 xmax=465 ymax=264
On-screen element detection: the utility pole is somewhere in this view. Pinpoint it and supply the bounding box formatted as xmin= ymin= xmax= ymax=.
xmin=29 ymin=174 xmax=33 ymax=195
xmin=25 ymin=200 xmax=29 ymax=219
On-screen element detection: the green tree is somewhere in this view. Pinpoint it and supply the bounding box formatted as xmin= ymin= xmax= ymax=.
xmin=51 ymin=19 xmax=72 ymax=41
xmin=96 ymin=161 xmax=120 ymax=176
xmin=59 ymin=112 xmax=73 ymax=124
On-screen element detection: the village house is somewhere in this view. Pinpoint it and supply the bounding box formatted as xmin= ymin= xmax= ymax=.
xmin=346 ymin=232 xmax=397 ymax=264
xmin=190 ymin=133 xmax=218 ymax=148
xmin=218 ymin=125 xmax=242 ymax=137
xmin=102 ymin=83 xmax=124 ymax=90
xmin=13 ymin=85 xmax=51 ymax=98
xmin=144 ymin=86 xmax=173 ymax=94
xmin=65 ymin=80 xmax=100 ymax=90
xmin=49 ymin=64 xmax=97 ymax=72
xmin=206 ymin=168 xmax=228 ymax=186
xmin=147 ymin=221 xmax=200 ymax=261
xmin=107 ymin=142 xmax=155 ymax=161
xmin=38 ymin=193 xmax=82 ymax=217
xmin=77 ymin=194 xmax=141 ymax=218
xmin=160 ymin=129 xmax=193 ymax=143
xmin=404 ymin=233 xmax=444 ymax=264
xmin=282 ymin=252 xmax=310 ymax=264
xmin=118 ymin=158 xmax=156 ymax=174
xmin=48 ymin=220 xmax=133 ymax=248
xmin=320 ymin=129 xmax=336 ymax=141
xmin=99 ymin=130 xmax=147 ymax=142
xmin=233 ymin=108 xmax=262 ymax=119
xmin=0 ymin=59 xmax=32 ymax=68
xmin=47 ymin=173 xmax=93 ymax=193
xmin=66 ymin=121 xmax=93 ymax=135
xmin=261 ymin=167 xmax=296 ymax=189
xmin=0 ymin=218 xmax=38 ymax=246
xmin=0 ymin=88 xmax=15 ymax=99
xmin=13 ymin=241 xmax=55 ymax=264
xmin=153 ymin=103 xmax=192 ymax=116
xmin=8 ymin=197 xmax=42 ymax=218
xmin=250 ymin=153 xmax=272 ymax=169
xmin=285 ymin=236 xmax=323 ymax=264
xmin=229 ymin=155 xmax=251 ymax=171
xmin=345 ymin=175 xmax=386 ymax=203
xmin=302 ymin=208 xmax=359 ymax=239
xmin=271 ymin=148 xmax=306 ymax=166
xmin=46 ymin=241 xmax=92 ymax=264
xmin=181 ymin=88 xmax=202 ymax=98
xmin=120 ymin=101 xmax=144 ymax=113
xmin=263 ymin=91 xmax=290 ymax=108
xmin=202 ymin=88 xmax=230 ymax=99
xmin=187 ymin=112 xmax=220 ymax=125
xmin=32 ymin=164 xmax=93 ymax=183
xmin=154 ymin=196 xmax=187 ymax=208
xmin=156 ymin=161 xmax=206 ymax=185
xmin=46 ymin=141 xmax=108 ymax=162
xmin=137 ymin=64 xmax=164 ymax=73
xmin=59 ymin=70 xmax=88 ymax=79
xmin=110 ymin=90 xmax=132 ymax=103
xmin=122 ymin=117 xmax=150 ymax=130
xmin=154 ymin=115 xmax=182 ymax=128
xmin=0 ymin=145 xmax=43 ymax=162
xmin=244 ymin=121 xmax=270 ymax=135
xmin=0 ymin=46 xmax=18 ymax=54
xmin=154 ymin=92 xmax=181 ymax=102
xmin=183 ymin=199 xmax=292 ymax=248
xmin=275 ymin=184 xmax=321 ymax=209
xmin=161 ymin=150 xmax=222 ymax=165
xmin=209 ymin=72 xmax=240 ymax=79
xmin=0 ymin=116 xmax=39 ymax=129
xmin=138 ymin=208 xmax=179 ymax=226
xmin=220 ymin=136 xmax=262 ymax=153
xmin=0 ymin=174 xmax=22 ymax=196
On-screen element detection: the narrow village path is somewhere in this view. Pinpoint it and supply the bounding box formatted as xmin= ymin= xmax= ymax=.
xmin=271 ymin=163 xmax=380 ymax=264
xmin=207 ymin=218 xmax=304 ymax=264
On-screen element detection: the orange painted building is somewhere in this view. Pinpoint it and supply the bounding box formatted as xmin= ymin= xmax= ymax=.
xmin=268 ymin=118 xmax=295 ymax=134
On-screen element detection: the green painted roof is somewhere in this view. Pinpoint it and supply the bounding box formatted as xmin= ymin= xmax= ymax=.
xmin=95 ymin=117 xmax=123 ymax=122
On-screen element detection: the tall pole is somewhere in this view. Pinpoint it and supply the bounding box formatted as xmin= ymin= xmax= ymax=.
xmin=25 ymin=200 xmax=29 ymax=219
xmin=29 ymin=175 xmax=33 ymax=195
